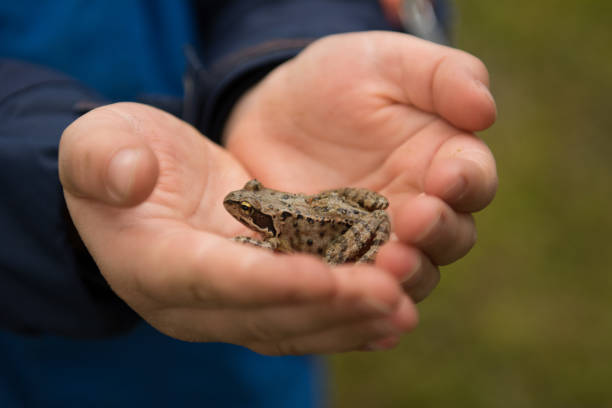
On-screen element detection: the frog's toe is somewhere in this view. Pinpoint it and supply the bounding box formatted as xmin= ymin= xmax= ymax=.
xmin=232 ymin=236 xmax=276 ymax=250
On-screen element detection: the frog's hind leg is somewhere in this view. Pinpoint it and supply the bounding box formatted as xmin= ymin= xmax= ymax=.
xmin=232 ymin=236 xmax=277 ymax=250
xmin=357 ymin=213 xmax=391 ymax=263
xmin=319 ymin=187 xmax=389 ymax=211
xmin=324 ymin=210 xmax=390 ymax=265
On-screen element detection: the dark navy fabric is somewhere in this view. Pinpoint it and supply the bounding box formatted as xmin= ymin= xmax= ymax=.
xmin=0 ymin=1 xmax=447 ymax=406
xmin=0 ymin=60 xmax=137 ymax=337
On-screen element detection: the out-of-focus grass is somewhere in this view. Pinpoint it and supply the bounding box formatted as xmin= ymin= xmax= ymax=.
xmin=331 ymin=2 xmax=612 ymax=407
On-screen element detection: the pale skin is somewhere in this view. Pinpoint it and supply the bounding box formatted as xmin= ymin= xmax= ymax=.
xmin=58 ymin=32 xmax=497 ymax=355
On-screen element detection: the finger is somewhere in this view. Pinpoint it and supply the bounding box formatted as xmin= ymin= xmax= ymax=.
xmin=131 ymin=230 xmax=406 ymax=312
xmin=128 ymin=231 xmax=334 ymax=307
xmin=146 ymin=281 xmax=401 ymax=344
xmin=424 ymin=133 xmax=498 ymax=212
xmin=140 ymin=261 xmax=409 ymax=343
xmin=375 ymin=241 xmax=422 ymax=283
xmin=382 ymin=33 xmax=497 ymax=131
xmin=393 ymin=194 xmax=477 ymax=265
xmin=363 ymin=335 xmax=402 ymax=351
xmin=233 ymin=266 xmax=406 ymax=341
xmin=59 ymin=103 xmax=160 ymax=206
xmin=400 ymin=254 xmax=440 ymax=303
xmin=376 ymin=241 xmax=440 ymax=302
xmin=248 ymin=296 xmax=417 ymax=355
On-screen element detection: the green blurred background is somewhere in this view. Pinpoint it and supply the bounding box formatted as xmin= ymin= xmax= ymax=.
xmin=331 ymin=1 xmax=612 ymax=407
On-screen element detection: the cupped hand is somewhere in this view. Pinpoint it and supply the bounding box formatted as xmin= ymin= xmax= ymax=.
xmin=223 ymin=32 xmax=498 ymax=301
xmin=58 ymin=102 xmax=416 ymax=354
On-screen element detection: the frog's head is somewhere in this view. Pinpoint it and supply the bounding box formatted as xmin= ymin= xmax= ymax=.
xmin=223 ymin=180 xmax=277 ymax=238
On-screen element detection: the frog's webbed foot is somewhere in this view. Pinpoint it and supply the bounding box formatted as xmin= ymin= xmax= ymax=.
xmin=232 ymin=236 xmax=277 ymax=250
xmin=317 ymin=187 xmax=389 ymax=211
xmin=324 ymin=210 xmax=391 ymax=265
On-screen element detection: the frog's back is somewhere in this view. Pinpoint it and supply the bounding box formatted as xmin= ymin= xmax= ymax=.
xmin=276 ymin=197 xmax=368 ymax=256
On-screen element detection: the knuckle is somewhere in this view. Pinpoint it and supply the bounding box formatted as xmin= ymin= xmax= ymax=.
xmin=272 ymin=341 xmax=297 ymax=356
xmin=244 ymin=315 xmax=277 ymax=343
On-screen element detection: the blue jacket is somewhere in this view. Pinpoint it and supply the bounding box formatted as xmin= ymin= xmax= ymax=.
xmin=0 ymin=1 xmax=448 ymax=406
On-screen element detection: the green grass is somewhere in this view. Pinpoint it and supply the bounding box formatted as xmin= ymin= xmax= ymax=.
xmin=331 ymin=2 xmax=612 ymax=407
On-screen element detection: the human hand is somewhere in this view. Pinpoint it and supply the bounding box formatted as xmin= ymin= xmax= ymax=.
xmin=58 ymin=103 xmax=416 ymax=354
xmin=223 ymin=32 xmax=498 ymax=302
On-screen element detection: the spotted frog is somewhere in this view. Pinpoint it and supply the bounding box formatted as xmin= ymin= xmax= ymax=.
xmin=223 ymin=180 xmax=390 ymax=264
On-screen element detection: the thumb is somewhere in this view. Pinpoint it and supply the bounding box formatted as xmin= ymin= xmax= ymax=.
xmin=58 ymin=104 xmax=159 ymax=206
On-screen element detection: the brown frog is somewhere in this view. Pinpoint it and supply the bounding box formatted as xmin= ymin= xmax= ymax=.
xmin=223 ymin=179 xmax=390 ymax=264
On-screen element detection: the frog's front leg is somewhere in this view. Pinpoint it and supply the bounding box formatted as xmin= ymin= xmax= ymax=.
xmin=232 ymin=236 xmax=278 ymax=251
xmin=324 ymin=210 xmax=390 ymax=265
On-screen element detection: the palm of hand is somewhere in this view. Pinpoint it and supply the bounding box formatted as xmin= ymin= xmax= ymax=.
xmin=225 ymin=33 xmax=495 ymax=201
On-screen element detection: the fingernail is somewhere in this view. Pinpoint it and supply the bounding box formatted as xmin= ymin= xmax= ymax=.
xmin=443 ymin=174 xmax=467 ymax=202
xmin=364 ymin=336 xmax=400 ymax=351
xmin=475 ymin=80 xmax=495 ymax=104
xmin=362 ymin=298 xmax=393 ymax=316
xmin=401 ymin=255 xmax=422 ymax=284
xmin=415 ymin=212 xmax=442 ymax=243
xmin=106 ymin=148 xmax=141 ymax=202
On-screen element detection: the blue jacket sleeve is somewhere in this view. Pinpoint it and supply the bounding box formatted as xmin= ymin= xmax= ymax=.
xmin=0 ymin=60 xmax=139 ymax=337
xmin=187 ymin=0 xmax=398 ymax=142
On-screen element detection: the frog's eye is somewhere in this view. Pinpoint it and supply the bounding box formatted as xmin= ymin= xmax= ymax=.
xmin=240 ymin=201 xmax=253 ymax=213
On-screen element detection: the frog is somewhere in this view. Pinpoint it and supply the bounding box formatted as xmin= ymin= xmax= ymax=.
xmin=223 ymin=179 xmax=391 ymax=265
